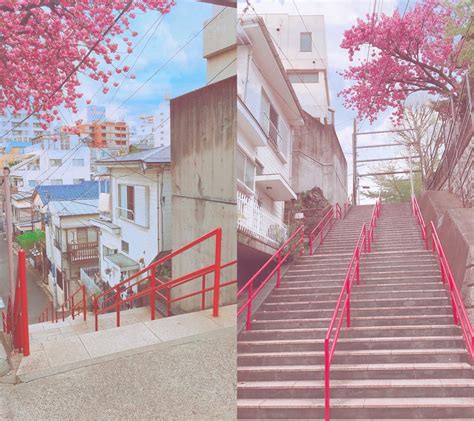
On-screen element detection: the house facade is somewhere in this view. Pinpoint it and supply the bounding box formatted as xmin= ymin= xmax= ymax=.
xmin=90 ymin=146 xmax=172 ymax=289
xmin=45 ymin=199 xmax=99 ymax=304
xmin=237 ymin=16 xmax=304 ymax=257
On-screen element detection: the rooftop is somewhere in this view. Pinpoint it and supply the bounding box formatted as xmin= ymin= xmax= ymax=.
xmin=35 ymin=181 xmax=99 ymax=205
xmin=97 ymin=145 xmax=170 ymax=166
xmin=48 ymin=199 xmax=99 ymax=217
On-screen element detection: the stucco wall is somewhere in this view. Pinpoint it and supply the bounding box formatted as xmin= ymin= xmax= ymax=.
xmin=418 ymin=190 xmax=474 ymax=323
xmin=292 ymin=112 xmax=347 ymax=205
xmin=171 ymin=76 xmax=236 ymax=313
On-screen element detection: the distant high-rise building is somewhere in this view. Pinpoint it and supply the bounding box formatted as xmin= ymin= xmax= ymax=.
xmin=0 ymin=109 xmax=52 ymax=145
xmin=87 ymin=105 xmax=106 ymax=123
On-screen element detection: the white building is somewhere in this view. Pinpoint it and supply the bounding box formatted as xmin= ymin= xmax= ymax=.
xmin=9 ymin=141 xmax=91 ymax=192
xmin=259 ymin=13 xmax=333 ymax=124
xmin=44 ymin=199 xmax=100 ymax=304
xmin=91 ymin=146 xmax=172 ymax=288
xmin=130 ymin=102 xmax=171 ymax=148
xmin=0 ymin=110 xmax=52 ymax=145
xmin=237 ymin=17 xmax=304 ymax=253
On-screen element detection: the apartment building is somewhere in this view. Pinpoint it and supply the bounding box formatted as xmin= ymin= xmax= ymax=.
xmin=237 ymin=16 xmax=304 ymax=259
xmin=0 ymin=110 xmax=52 ymax=144
xmin=259 ymin=13 xmax=333 ymax=124
xmin=90 ymin=146 xmax=172 ymax=289
xmin=9 ymin=145 xmax=91 ymax=192
xmin=75 ymin=121 xmax=129 ymax=151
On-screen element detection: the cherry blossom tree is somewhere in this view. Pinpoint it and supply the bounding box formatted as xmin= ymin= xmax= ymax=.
xmin=0 ymin=0 xmax=175 ymax=127
xmin=339 ymin=0 xmax=471 ymax=124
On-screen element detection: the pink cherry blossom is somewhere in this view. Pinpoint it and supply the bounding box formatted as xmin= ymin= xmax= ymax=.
xmin=0 ymin=0 xmax=175 ymax=122
xmin=339 ymin=0 xmax=467 ymax=124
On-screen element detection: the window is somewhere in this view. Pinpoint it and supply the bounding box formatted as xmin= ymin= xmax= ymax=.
xmin=73 ymin=178 xmax=85 ymax=185
xmin=103 ymin=245 xmax=117 ymax=257
xmin=236 ymin=150 xmax=256 ymax=191
xmin=72 ymin=158 xmax=84 ymax=167
xmin=121 ymin=240 xmax=129 ymax=254
xmin=99 ymin=179 xmax=110 ymax=194
xmin=50 ymin=179 xmax=63 ymax=185
xmin=49 ymin=159 xmax=62 ymax=167
xmin=300 ymin=32 xmax=312 ymax=52
xmin=260 ymin=89 xmax=279 ymax=146
xmin=288 ymin=71 xmax=319 ymax=83
xmin=117 ymin=184 xmax=149 ymax=226
xmin=28 ymin=180 xmax=37 ymax=188
xmin=54 ymin=226 xmax=61 ymax=249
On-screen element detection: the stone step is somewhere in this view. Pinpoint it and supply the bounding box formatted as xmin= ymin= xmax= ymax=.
xmin=255 ymin=305 xmax=453 ymax=320
xmin=247 ymin=314 xmax=455 ymax=330
xmin=237 ymin=335 xmax=465 ymax=353
xmin=237 ymin=397 xmax=474 ymax=419
xmin=237 ymin=378 xmax=474 ymax=400
xmin=237 ymin=348 xmax=469 ymax=366
xmin=237 ymin=362 xmax=473 ymax=382
xmin=239 ymin=325 xmax=460 ymax=341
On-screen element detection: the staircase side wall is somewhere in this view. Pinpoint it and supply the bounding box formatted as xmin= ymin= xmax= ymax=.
xmin=418 ymin=191 xmax=474 ymax=322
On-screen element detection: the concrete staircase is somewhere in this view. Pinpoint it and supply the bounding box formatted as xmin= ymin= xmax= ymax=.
xmin=237 ymin=202 xmax=474 ymax=419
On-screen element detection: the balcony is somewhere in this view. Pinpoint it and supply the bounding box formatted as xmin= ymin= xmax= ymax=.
xmin=237 ymin=191 xmax=287 ymax=247
xmin=66 ymin=242 xmax=99 ymax=263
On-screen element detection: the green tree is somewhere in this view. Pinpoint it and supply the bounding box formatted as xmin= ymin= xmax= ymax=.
xmin=16 ymin=230 xmax=45 ymax=251
xmin=362 ymin=163 xmax=422 ymax=203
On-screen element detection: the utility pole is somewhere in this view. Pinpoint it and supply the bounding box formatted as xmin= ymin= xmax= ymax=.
xmin=3 ymin=167 xmax=15 ymax=301
xmin=352 ymin=119 xmax=357 ymax=206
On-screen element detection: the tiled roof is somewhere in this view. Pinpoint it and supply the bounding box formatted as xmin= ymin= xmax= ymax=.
xmin=35 ymin=181 xmax=99 ymax=205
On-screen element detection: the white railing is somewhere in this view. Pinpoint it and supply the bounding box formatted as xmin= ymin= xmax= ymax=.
xmin=80 ymin=267 xmax=101 ymax=295
xmin=237 ymin=191 xmax=287 ymax=247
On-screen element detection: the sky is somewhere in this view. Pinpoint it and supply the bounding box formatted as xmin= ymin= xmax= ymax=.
xmin=63 ymin=0 xmax=214 ymax=129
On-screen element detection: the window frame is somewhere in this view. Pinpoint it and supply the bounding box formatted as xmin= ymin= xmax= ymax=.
xmin=300 ymin=32 xmax=312 ymax=52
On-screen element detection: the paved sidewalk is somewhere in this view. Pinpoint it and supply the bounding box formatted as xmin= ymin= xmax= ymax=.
xmin=0 ymin=326 xmax=236 ymax=420
xmin=18 ymin=305 xmax=236 ymax=382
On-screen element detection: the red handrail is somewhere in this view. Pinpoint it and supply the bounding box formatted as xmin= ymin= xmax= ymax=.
xmin=237 ymin=225 xmax=305 ymax=331
xmin=1 ymin=249 xmax=29 ymax=356
xmin=38 ymin=284 xmax=87 ymax=324
xmin=412 ymin=196 xmax=474 ymax=363
xmin=309 ymin=201 xmax=350 ymax=256
xmin=93 ymin=228 xmax=233 ymax=331
xmin=324 ymin=199 xmax=381 ymax=420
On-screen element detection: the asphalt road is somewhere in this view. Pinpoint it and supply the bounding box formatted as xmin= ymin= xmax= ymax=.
xmin=0 ymin=238 xmax=50 ymax=324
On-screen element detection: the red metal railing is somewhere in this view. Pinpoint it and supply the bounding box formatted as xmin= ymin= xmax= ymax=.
xmin=309 ymin=202 xmax=350 ymax=255
xmin=412 ymin=196 xmax=474 ymax=363
xmin=237 ymin=225 xmax=304 ymax=331
xmin=38 ymin=285 xmax=87 ymax=324
xmin=1 ymin=249 xmax=29 ymax=356
xmin=93 ymin=227 xmax=235 ymax=331
xmin=324 ymin=199 xmax=381 ymax=420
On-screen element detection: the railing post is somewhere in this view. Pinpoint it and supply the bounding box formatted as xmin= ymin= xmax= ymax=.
xmin=116 ymin=288 xmax=120 ymax=328
xmin=150 ymin=267 xmax=156 ymax=321
xmin=277 ymin=251 xmax=281 ymax=288
xmin=300 ymin=229 xmax=304 ymax=256
xmin=71 ymin=295 xmax=75 ymax=320
xmin=324 ymin=338 xmax=330 ymax=421
xmin=62 ymin=304 xmax=65 ymax=322
xmin=356 ymin=254 xmax=360 ymax=285
xmin=50 ymin=302 xmax=54 ymax=324
xmin=82 ymin=285 xmax=87 ymax=322
xmin=212 ymin=228 xmax=222 ymax=318
xmin=201 ymin=275 xmax=206 ymax=311
xmin=94 ymin=296 xmax=98 ymax=332
xmin=246 ymin=284 xmax=253 ymax=331
xmin=18 ymin=250 xmax=29 ymax=357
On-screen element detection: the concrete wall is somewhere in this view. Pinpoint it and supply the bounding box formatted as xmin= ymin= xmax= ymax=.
xmin=418 ymin=191 xmax=474 ymax=323
xmin=171 ymin=76 xmax=236 ymax=313
xmin=291 ymin=112 xmax=347 ymax=205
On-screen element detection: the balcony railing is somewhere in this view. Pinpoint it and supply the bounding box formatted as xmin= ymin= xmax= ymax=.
xmin=66 ymin=242 xmax=99 ymax=263
xmin=237 ymin=191 xmax=287 ymax=247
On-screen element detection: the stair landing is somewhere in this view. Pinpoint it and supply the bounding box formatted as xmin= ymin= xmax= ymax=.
xmin=18 ymin=305 xmax=235 ymax=382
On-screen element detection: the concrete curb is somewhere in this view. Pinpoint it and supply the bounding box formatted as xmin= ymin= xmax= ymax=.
xmin=0 ymin=337 xmax=10 ymax=377
xmin=17 ymin=325 xmax=235 ymax=383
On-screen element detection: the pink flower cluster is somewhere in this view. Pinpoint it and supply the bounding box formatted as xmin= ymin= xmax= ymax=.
xmin=339 ymin=0 xmax=465 ymax=124
xmin=0 ymin=0 xmax=175 ymax=123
